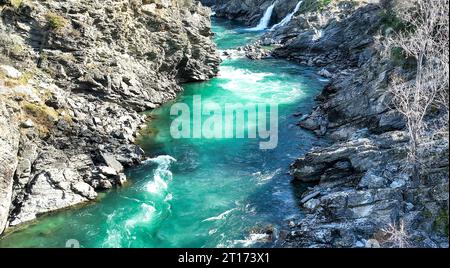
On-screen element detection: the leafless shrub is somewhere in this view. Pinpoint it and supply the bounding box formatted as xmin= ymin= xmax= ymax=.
xmin=383 ymin=0 xmax=449 ymax=178
xmin=381 ymin=220 xmax=411 ymax=248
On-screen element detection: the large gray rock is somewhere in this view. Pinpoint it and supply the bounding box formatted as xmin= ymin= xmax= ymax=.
xmin=99 ymin=153 xmax=124 ymax=174
xmin=291 ymin=131 xmax=408 ymax=183
xmin=9 ymin=147 xmax=97 ymax=226
xmin=0 ymin=101 xmax=20 ymax=233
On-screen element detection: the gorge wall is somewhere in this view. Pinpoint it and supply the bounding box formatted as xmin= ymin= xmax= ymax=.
xmin=0 ymin=0 xmax=219 ymax=234
xmin=205 ymin=0 xmax=303 ymax=26
xmin=208 ymin=0 xmax=449 ymax=247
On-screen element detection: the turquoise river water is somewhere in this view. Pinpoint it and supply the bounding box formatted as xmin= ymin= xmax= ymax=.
xmin=0 ymin=18 xmax=328 ymax=248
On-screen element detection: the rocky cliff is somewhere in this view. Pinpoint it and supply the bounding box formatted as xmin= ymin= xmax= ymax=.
xmin=283 ymin=2 xmax=449 ymax=247
xmin=206 ymin=0 xmax=303 ymax=26
xmin=0 ymin=0 xmax=219 ymax=233
xmin=211 ymin=0 xmax=449 ymax=247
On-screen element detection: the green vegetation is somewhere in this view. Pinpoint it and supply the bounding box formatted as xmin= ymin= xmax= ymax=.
xmin=45 ymin=12 xmax=68 ymax=30
xmin=389 ymin=47 xmax=416 ymax=70
xmin=433 ymin=209 xmax=449 ymax=236
xmin=10 ymin=43 xmax=25 ymax=56
xmin=3 ymin=71 xmax=33 ymax=87
xmin=380 ymin=10 xmax=411 ymax=33
xmin=9 ymin=0 xmax=24 ymax=9
xmin=390 ymin=47 xmax=406 ymax=66
xmin=1 ymin=42 xmax=25 ymax=58
xmin=302 ymin=0 xmax=360 ymax=12
xmin=17 ymin=71 xmax=32 ymax=84
xmin=22 ymin=102 xmax=59 ymax=134
xmin=23 ymin=102 xmax=59 ymax=121
xmin=318 ymin=0 xmax=333 ymax=11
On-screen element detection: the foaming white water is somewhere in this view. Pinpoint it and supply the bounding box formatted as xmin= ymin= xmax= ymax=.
xmin=144 ymin=155 xmax=177 ymax=196
xmin=103 ymin=229 xmax=122 ymax=248
xmin=147 ymin=173 xmax=169 ymax=194
xmin=219 ymin=65 xmax=271 ymax=82
xmin=232 ymin=233 xmax=271 ymax=247
xmin=202 ymin=208 xmax=237 ymax=222
xmin=219 ymin=49 xmax=247 ymax=60
xmin=219 ymin=66 xmax=304 ymax=104
xmin=143 ymin=155 xmax=177 ymax=168
xmin=208 ymin=229 xmax=218 ymax=235
xmin=252 ymin=168 xmax=281 ymax=185
xmin=164 ymin=193 xmax=173 ymax=202
xmin=125 ymin=203 xmax=157 ymax=229
xmin=270 ymin=1 xmax=303 ymax=30
xmin=102 ymin=203 xmax=158 ymax=247
xmin=103 ymin=211 xmax=125 ymax=248
xmin=246 ymin=3 xmax=276 ymax=31
xmin=102 ymin=155 xmax=176 ymax=248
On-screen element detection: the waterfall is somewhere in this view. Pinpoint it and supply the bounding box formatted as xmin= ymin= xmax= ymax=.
xmin=247 ymin=2 xmax=276 ymax=31
xmin=270 ymin=1 xmax=303 ymax=31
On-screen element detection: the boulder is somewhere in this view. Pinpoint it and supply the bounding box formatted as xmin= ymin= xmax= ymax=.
xmin=20 ymin=119 xmax=35 ymax=128
xmin=318 ymin=68 xmax=333 ymax=78
xmin=0 ymin=65 xmax=22 ymax=79
xmin=358 ymin=171 xmax=388 ymax=189
xmin=99 ymin=152 xmax=124 ymax=174
xmin=98 ymin=166 xmax=118 ymax=177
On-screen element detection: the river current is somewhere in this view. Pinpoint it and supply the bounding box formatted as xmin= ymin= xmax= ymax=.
xmin=0 ymin=18 xmax=327 ymax=248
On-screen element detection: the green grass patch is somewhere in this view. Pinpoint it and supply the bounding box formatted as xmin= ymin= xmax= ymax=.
xmin=9 ymin=0 xmax=24 ymax=9
xmin=23 ymin=102 xmax=59 ymax=120
xmin=46 ymin=12 xmax=69 ymax=30
xmin=380 ymin=10 xmax=411 ymax=33
xmin=22 ymin=101 xmax=62 ymax=134
xmin=318 ymin=0 xmax=333 ymax=11
xmin=3 ymin=71 xmax=33 ymax=87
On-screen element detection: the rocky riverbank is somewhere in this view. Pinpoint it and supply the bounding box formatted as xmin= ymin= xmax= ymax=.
xmin=209 ymin=0 xmax=449 ymax=248
xmin=0 ymin=0 xmax=220 ymax=234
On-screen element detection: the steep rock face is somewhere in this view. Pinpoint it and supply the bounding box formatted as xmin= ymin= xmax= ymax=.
xmin=288 ymin=131 xmax=448 ymax=247
xmin=0 ymin=0 xmax=219 ymax=232
xmin=0 ymin=101 xmax=20 ymax=233
xmin=273 ymin=4 xmax=382 ymax=68
xmin=2 ymin=0 xmax=220 ymax=111
xmin=204 ymin=0 xmax=303 ymax=26
xmin=267 ymin=3 xmax=392 ymax=138
xmin=279 ymin=1 xmax=449 ymax=247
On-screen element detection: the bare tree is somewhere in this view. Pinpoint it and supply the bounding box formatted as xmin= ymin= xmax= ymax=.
xmin=381 ymin=220 xmax=411 ymax=248
xmin=384 ymin=0 xmax=449 ymax=179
